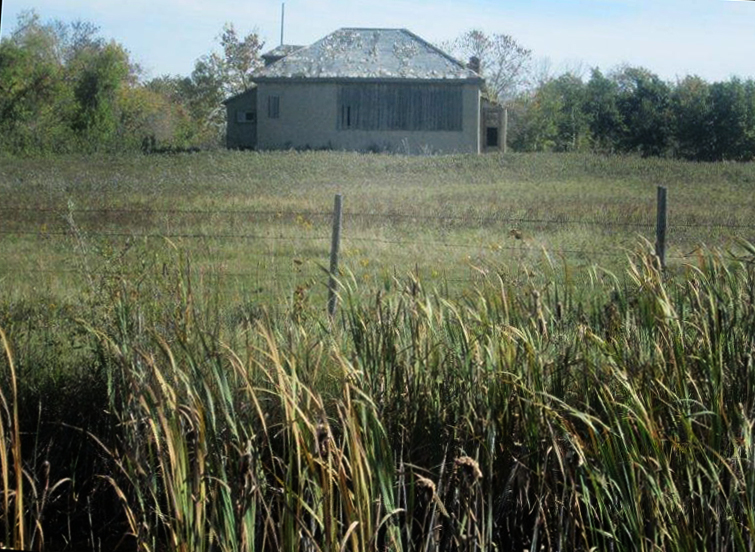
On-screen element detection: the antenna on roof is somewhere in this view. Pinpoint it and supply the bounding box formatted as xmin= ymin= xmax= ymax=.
xmin=280 ymin=3 xmax=285 ymax=45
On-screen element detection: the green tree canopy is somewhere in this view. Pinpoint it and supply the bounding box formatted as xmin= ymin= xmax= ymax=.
xmin=0 ymin=11 xmax=140 ymax=153
xmin=0 ymin=11 xmax=261 ymax=153
xmin=613 ymin=66 xmax=672 ymax=157
xmin=707 ymin=78 xmax=755 ymax=162
xmin=583 ymin=68 xmax=623 ymax=153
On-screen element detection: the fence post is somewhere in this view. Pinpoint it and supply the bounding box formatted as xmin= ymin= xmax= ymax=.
xmin=655 ymin=186 xmax=667 ymax=270
xmin=328 ymin=194 xmax=343 ymax=318
xmin=502 ymin=107 xmax=508 ymax=153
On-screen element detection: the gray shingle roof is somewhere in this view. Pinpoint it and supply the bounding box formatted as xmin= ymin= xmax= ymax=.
xmin=253 ymin=28 xmax=481 ymax=81
xmin=261 ymin=44 xmax=305 ymax=59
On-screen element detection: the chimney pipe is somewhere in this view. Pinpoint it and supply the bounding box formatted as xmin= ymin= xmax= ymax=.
xmin=467 ymin=56 xmax=481 ymax=75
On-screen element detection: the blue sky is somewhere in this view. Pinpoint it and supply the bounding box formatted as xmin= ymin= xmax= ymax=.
xmin=1 ymin=0 xmax=753 ymax=83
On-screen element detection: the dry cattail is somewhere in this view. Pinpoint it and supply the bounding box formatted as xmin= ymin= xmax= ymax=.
xmin=413 ymin=474 xmax=448 ymax=520
xmin=454 ymin=456 xmax=482 ymax=486
xmin=415 ymin=475 xmax=437 ymax=504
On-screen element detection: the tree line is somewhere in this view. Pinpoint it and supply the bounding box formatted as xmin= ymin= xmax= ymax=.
xmin=508 ymin=67 xmax=755 ymax=161
xmin=443 ymin=30 xmax=755 ymax=162
xmin=0 ymin=11 xmax=259 ymax=155
xmin=2 ymin=11 xmax=754 ymax=161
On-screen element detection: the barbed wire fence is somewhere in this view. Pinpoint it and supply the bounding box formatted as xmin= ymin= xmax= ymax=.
xmin=2 ymin=186 xmax=754 ymax=313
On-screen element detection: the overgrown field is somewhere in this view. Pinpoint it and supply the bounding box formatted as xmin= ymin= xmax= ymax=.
xmin=2 ymin=151 xmax=755 ymax=551
xmin=2 ymin=151 xmax=755 ymax=305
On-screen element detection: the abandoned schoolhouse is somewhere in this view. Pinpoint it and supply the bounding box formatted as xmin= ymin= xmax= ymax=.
xmin=224 ymin=28 xmax=504 ymax=154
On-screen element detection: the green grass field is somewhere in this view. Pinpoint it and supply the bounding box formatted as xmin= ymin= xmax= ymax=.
xmin=2 ymin=151 xmax=754 ymax=307
xmin=2 ymin=151 xmax=755 ymax=551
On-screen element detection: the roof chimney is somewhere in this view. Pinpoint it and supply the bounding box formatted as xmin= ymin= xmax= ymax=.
xmin=467 ymin=56 xmax=481 ymax=75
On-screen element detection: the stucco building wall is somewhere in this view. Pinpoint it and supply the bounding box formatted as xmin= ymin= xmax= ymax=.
xmin=255 ymin=81 xmax=481 ymax=154
xmin=225 ymin=89 xmax=257 ymax=149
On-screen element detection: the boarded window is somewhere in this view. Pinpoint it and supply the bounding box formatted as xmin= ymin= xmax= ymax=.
xmin=268 ymin=96 xmax=280 ymax=119
xmin=338 ymin=84 xmax=463 ymax=131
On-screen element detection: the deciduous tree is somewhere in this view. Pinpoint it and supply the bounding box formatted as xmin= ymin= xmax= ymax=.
xmin=613 ymin=66 xmax=672 ymax=156
xmin=71 ymin=41 xmax=131 ymax=148
xmin=707 ymin=78 xmax=755 ymax=161
xmin=0 ymin=11 xmax=74 ymax=153
xmin=174 ymin=23 xmax=264 ymax=144
xmin=583 ymin=68 xmax=623 ymax=153
xmin=444 ymin=29 xmax=532 ymax=102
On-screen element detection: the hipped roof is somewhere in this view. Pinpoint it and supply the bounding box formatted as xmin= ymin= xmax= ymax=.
xmin=253 ymin=28 xmax=482 ymax=82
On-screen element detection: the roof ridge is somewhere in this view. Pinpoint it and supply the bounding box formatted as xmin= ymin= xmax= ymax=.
xmin=398 ymin=28 xmax=469 ymax=72
xmin=339 ymin=27 xmax=407 ymax=31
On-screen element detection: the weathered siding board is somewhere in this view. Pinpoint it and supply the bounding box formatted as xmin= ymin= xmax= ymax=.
xmin=337 ymin=84 xmax=462 ymax=131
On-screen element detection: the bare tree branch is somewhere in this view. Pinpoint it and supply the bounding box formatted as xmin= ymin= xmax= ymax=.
xmin=445 ymin=30 xmax=532 ymax=103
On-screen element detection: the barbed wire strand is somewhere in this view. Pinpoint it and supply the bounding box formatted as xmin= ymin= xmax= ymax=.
xmin=3 ymin=206 xmax=754 ymax=229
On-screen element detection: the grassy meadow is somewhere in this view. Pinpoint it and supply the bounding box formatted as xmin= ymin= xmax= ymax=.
xmin=2 ymin=150 xmax=755 ymax=305
xmin=2 ymin=151 xmax=755 ymax=551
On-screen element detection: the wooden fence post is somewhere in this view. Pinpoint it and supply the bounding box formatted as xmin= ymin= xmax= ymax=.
xmin=502 ymin=107 xmax=508 ymax=154
xmin=655 ymin=186 xmax=667 ymax=270
xmin=328 ymin=194 xmax=343 ymax=318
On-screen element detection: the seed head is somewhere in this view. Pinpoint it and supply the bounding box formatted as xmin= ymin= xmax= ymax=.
xmin=454 ymin=456 xmax=482 ymax=485
xmin=415 ymin=475 xmax=436 ymax=501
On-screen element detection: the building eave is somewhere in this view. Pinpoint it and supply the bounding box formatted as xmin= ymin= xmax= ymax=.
xmin=252 ymin=76 xmax=484 ymax=85
xmin=222 ymin=86 xmax=257 ymax=105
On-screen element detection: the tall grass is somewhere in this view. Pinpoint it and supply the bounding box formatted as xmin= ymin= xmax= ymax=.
xmin=0 ymin=327 xmax=24 ymax=549
xmin=3 ymin=233 xmax=755 ymax=548
xmin=0 ymin=326 xmax=72 ymax=552
xmin=79 ymin=260 xmax=403 ymax=551
xmin=4 ymin=240 xmax=749 ymax=550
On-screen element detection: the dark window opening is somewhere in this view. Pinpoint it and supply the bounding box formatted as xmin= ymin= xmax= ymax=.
xmin=486 ymin=126 xmax=499 ymax=147
xmin=268 ymin=96 xmax=280 ymax=119
xmin=237 ymin=111 xmax=256 ymax=123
